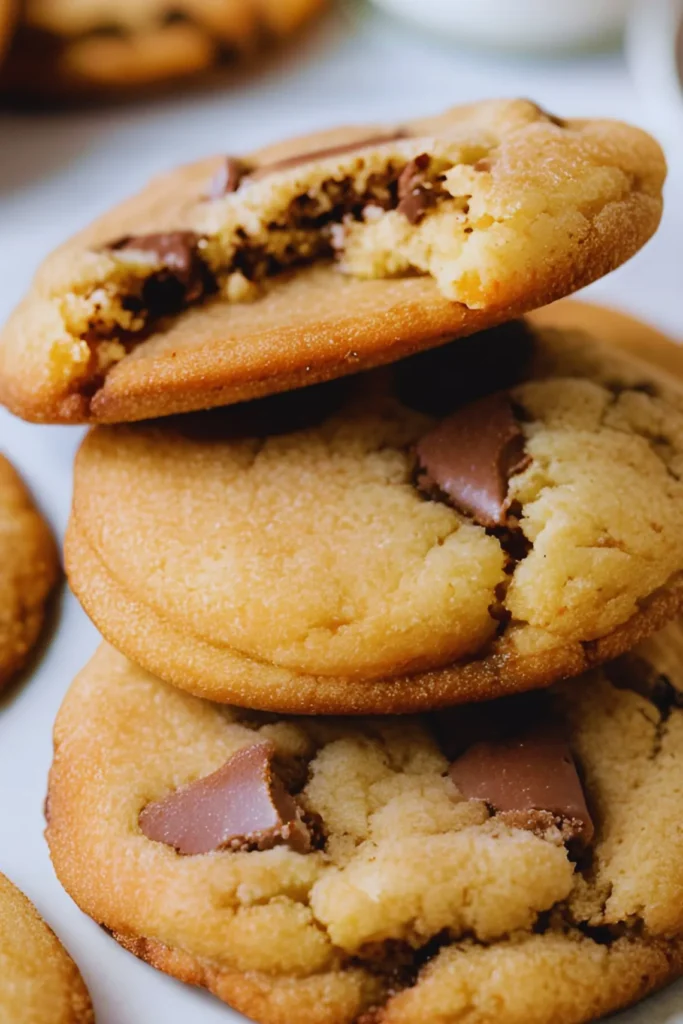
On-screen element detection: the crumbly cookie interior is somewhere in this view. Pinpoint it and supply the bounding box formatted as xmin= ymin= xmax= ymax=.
xmin=49 ymin=102 xmax=648 ymax=397
xmin=48 ymin=630 xmax=683 ymax=1021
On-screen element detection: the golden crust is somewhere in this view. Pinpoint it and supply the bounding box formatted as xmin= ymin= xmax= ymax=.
xmin=0 ymin=453 xmax=59 ymax=690
xmin=65 ymin=313 xmax=683 ymax=713
xmin=0 ymin=873 xmax=94 ymax=1024
xmin=114 ymin=930 xmax=683 ymax=1024
xmin=0 ymin=100 xmax=666 ymax=424
xmin=46 ymin=639 xmax=683 ymax=1024
xmin=65 ymin=518 xmax=683 ymax=713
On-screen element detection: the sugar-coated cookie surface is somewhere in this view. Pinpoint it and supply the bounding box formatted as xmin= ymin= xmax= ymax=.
xmin=1 ymin=0 xmax=324 ymax=97
xmin=67 ymin=321 xmax=683 ymax=713
xmin=0 ymin=872 xmax=94 ymax=1023
xmin=0 ymin=100 xmax=665 ymax=424
xmin=47 ymin=635 xmax=683 ymax=1024
xmin=0 ymin=453 xmax=58 ymax=690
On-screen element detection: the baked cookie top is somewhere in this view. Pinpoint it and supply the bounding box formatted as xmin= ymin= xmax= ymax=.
xmin=67 ymin=321 xmax=683 ymax=713
xmin=0 ymin=872 xmax=93 ymax=1023
xmin=0 ymin=100 xmax=665 ymax=424
xmin=1 ymin=0 xmax=324 ymax=97
xmin=47 ymin=634 xmax=683 ymax=1024
xmin=0 ymin=453 xmax=58 ymax=690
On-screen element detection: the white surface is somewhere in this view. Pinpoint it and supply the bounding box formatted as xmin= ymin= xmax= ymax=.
xmin=370 ymin=0 xmax=631 ymax=51
xmin=0 ymin=4 xmax=682 ymax=1022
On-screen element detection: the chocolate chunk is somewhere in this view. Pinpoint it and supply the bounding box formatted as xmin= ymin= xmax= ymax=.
xmin=429 ymin=691 xmax=545 ymax=762
xmin=396 ymin=153 xmax=436 ymax=225
xmin=450 ymin=718 xmax=594 ymax=846
xmin=109 ymin=231 xmax=214 ymax=311
xmin=248 ymin=131 xmax=407 ymax=182
xmin=416 ymin=392 xmax=529 ymax=528
xmin=395 ymin=321 xmax=536 ymax=418
xmin=208 ymin=157 xmax=245 ymax=199
xmin=138 ymin=741 xmax=312 ymax=856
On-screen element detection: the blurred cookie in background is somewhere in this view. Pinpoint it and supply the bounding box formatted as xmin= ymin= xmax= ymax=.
xmin=0 ymin=0 xmax=326 ymax=102
xmin=0 ymin=872 xmax=93 ymax=1024
xmin=0 ymin=453 xmax=58 ymax=692
xmin=0 ymin=0 xmax=15 ymax=62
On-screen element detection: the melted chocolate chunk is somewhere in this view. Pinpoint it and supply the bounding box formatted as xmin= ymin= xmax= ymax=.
xmin=138 ymin=742 xmax=312 ymax=856
xmin=394 ymin=321 xmax=536 ymax=418
xmin=449 ymin=717 xmax=594 ymax=847
xmin=208 ymin=157 xmax=246 ymax=199
xmin=415 ymin=392 xmax=530 ymax=528
xmin=396 ymin=154 xmax=437 ymax=225
xmin=247 ymin=131 xmax=408 ymax=182
xmin=110 ymin=231 xmax=215 ymax=312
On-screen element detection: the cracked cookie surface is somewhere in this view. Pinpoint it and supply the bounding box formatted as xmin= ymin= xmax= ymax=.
xmin=1 ymin=0 xmax=324 ymax=99
xmin=46 ymin=635 xmax=683 ymax=1023
xmin=0 ymin=99 xmax=665 ymax=424
xmin=66 ymin=320 xmax=683 ymax=713
xmin=0 ymin=872 xmax=93 ymax=1023
xmin=0 ymin=453 xmax=59 ymax=691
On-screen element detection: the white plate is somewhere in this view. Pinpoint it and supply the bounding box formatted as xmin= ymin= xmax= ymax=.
xmin=0 ymin=5 xmax=682 ymax=1021
xmin=368 ymin=0 xmax=630 ymax=51
xmin=627 ymin=0 xmax=683 ymax=159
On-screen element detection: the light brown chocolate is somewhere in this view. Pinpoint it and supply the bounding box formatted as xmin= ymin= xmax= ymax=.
xmin=208 ymin=157 xmax=246 ymax=199
xmin=450 ymin=719 xmax=594 ymax=846
xmin=139 ymin=741 xmax=311 ymax=855
xmin=247 ymin=131 xmax=407 ymax=182
xmin=416 ymin=392 xmax=529 ymax=527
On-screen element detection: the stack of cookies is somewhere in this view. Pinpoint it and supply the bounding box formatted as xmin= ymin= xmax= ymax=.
xmin=4 ymin=99 xmax=683 ymax=1024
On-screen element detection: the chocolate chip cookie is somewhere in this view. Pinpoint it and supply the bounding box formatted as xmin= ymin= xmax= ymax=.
xmin=0 ymin=0 xmax=15 ymax=61
xmin=0 ymin=872 xmax=93 ymax=1023
xmin=0 ymin=100 xmax=664 ymax=424
xmin=0 ymin=454 xmax=58 ymax=690
xmin=46 ymin=632 xmax=683 ymax=1023
xmin=1 ymin=0 xmax=324 ymax=99
xmin=66 ymin=319 xmax=683 ymax=713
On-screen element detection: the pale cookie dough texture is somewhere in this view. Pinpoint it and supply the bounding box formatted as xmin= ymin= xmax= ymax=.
xmin=0 ymin=872 xmax=93 ymax=1023
xmin=0 ymin=100 xmax=665 ymax=424
xmin=47 ymin=633 xmax=683 ymax=1024
xmin=66 ymin=322 xmax=683 ymax=713
xmin=1 ymin=0 xmax=324 ymax=97
xmin=0 ymin=454 xmax=58 ymax=690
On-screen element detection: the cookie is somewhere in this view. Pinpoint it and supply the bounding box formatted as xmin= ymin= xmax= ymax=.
xmin=66 ymin=318 xmax=683 ymax=714
xmin=46 ymin=634 xmax=683 ymax=1024
xmin=0 ymin=454 xmax=58 ymax=690
xmin=1 ymin=0 xmax=325 ymax=98
xmin=0 ymin=871 xmax=93 ymax=1023
xmin=0 ymin=0 xmax=15 ymax=61
xmin=530 ymin=298 xmax=683 ymax=380
xmin=0 ymin=99 xmax=664 ymax=424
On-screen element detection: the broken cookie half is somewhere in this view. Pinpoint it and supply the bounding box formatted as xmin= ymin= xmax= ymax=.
xmin=0 ymin=99 xmax=665 ymax=424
